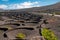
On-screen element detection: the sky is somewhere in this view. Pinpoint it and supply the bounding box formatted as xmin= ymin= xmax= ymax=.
xmin=0 ymin=0 xmax=60 ymax=10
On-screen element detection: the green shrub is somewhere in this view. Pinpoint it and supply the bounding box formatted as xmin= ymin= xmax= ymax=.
xmin=16 ymin=33 xmax=26 ymax=39
xmin=41 ymin=28 xmax=58 ymax=40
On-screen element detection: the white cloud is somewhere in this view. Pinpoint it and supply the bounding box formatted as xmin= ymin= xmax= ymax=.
xmin=0 ymin=1 xmax=40 ymax=9
xmin=0 ymin=5 xmax=8 ymax=9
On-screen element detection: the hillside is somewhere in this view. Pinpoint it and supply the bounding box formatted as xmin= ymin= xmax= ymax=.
xmin=0 ymin=2 xmax=60 ymax=13
xmin=22 ymin=2 xmax=60 ymax=12
xmin=7 ymin=2 xmax=60 ymax=12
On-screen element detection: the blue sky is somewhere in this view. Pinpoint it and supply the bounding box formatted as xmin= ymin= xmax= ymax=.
xmin=0 ymin=0 xmax=60 ymax=9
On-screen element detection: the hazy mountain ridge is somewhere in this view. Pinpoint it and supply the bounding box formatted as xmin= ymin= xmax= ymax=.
xmin=23 ymin=2 xmax=60 ymax=12
xmin=0 ymin=2 xmax=60 ymax=12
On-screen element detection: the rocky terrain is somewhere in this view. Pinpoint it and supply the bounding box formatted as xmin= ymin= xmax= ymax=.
xmin=0 ymin=2 xmax=60 ymax=40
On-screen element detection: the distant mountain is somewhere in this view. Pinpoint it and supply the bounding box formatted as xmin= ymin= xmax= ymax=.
xmin=0 ymin=2 xmax=60 ymax=12
xmin=21 ymin=2 xmax=60 ymax=12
